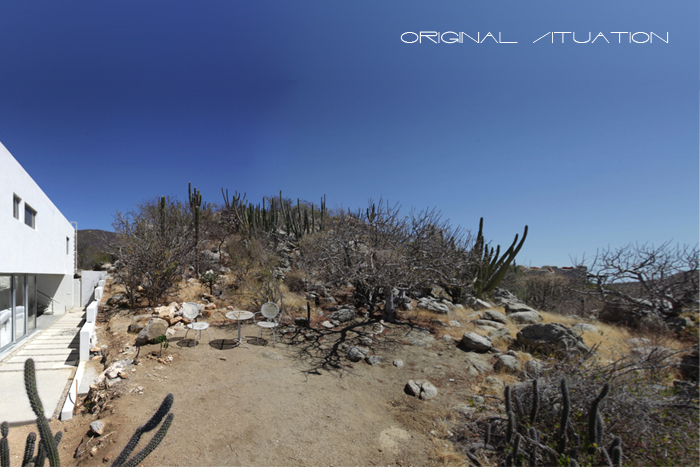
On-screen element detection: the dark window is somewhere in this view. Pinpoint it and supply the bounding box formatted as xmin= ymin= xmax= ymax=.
xmin=24 ymin=204 xmax=36 ymax=229
xmin=12 ymin=195 xmax=20 ymax=219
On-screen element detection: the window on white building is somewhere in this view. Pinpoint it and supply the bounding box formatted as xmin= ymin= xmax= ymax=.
xmin=24 ymin=204 xmax=36 ymax=229
xmin=12 ymin=195 xmax=20 ymax=219
xmin=66 ymin=237 xmax=70 ymax=255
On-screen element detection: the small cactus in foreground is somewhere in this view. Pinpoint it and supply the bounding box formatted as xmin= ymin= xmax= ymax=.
xmin=0 ymin=359 xmax=174 ymax=467
xmin=473 ymin=378 xmax=621 ymax=466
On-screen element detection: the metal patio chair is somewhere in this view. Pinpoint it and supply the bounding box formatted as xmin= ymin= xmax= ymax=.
xmin=182 ymin=302 xmax=211 ymax=348
xmin=254 ymin=302 xmax=281 ymax=347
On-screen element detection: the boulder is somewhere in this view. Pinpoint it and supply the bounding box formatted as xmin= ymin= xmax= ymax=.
xmin=405 ymin=380 xmax=421 ymax=397
xmin=346 ymin=346 xmax=367 ymax=362
xmin=321 ymin=296 xmax=337 ymax=305
xmin=489 ymin=327 xmax=512 ymax=340
xmin=475 ymin=319 xmax=504 ymax=329
xmin=516 ymin=323 xmax=590 ymax=355
xmin=460 ymin=332 xmax=493 ymax=352
xmin=572 ymin=323 xmax=598 ymax=334
xmin=492 ymin=287 xmax=520 ymax=305
xmin=505 ymin=303 xmax=538 ymax=315
xmin=106 ymin=293 xmax=128 ymax=307
xmin=127 ymin=323 xmax=145 ymax=334
xmin=328 ymin=307 xmax=356 ymax=323
xmin=483 ymin=309 xmax=507 ymax=324
xmin=366 ymin=355 xmax=383 ymax=366
xmin=494 ymin=355 xmax=520 ymax=373
xmin=508 ymin=311 xmax=542 ymax=324
xmin=393 ymin=359 xmax=404 ymax=368
xmin=419 ymin=381 xmax=438 ymax=400
xmin=405 ymin=380 xmax=438 ymax=400
xmin=464 ymin=353 xmax=491 ymax=376
xmin=417 ymin=297 xmax=450 ymax=314
xmin=461 ymin=296 xmax=492 ymax=310
xmin=90 ymin=420 xmax=105 ymax=436
xmin=429 ymin=285 xmax=452 ymax=301
xmin=294 ymin=317 xmax=309 ymax=326
xmin=599 ymin=300 xmax=663 ymax=329
xmin=135 ymin=318 xmax=170 ymax=346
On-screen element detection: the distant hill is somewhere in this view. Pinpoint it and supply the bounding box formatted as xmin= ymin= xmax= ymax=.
xmin=77 ymin=229 xmax=117 ymax=270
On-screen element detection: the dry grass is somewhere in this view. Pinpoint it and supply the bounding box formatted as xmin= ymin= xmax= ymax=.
xmin=279 ymin=285 xmax=309 ymax=317
xmin=171 ymin=280 xmax=205 ymax=303
xmin=429 ymin=437 xmax=466 ymax=466
xmin=408 ymin=304 xmax=688 ymax=367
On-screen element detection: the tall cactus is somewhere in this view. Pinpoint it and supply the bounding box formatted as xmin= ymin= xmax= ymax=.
xmin=588 ymin=383 xmax=610 ymax=448
xmin=320 ymin=194 xmax=326 ymax=231
xmin=530 ymin=379 xmax=540 ymax=425
xmin=476 ymin=379 xmax=619 ymax=467
xmin=0 ymin=422 xmax=9 ymax=467
xmin=188 ymin=182 xmax=202 ymax=244
xmin=24 ymin=359 xmax=60 ymax=467
xmin=159 ymin=196 xmax=166 ymax=236
xmin=471 ymin=217 xmax=528 ymax=298
xmin=558 ymin=378 xmax=571 ymax=454
xmin=0 ymin=359 xmax=173 ymax=467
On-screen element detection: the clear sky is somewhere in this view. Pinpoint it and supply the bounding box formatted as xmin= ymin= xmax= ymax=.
xmin=0 ymin=0 xmax=697 ymax=267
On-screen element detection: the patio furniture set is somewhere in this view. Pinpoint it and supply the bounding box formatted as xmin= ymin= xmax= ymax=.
xmin=181 ymin=301 xmax=282 ymax=349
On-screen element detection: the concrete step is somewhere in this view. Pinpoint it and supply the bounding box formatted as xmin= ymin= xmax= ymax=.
xmin=24 ymin=343 xmax=79 ymax=350
xmin=18 ymin=348 xmax=80 ymax=357
xmin=0 ymin=361 xmax=78 ymax=372
xmin=7 ymin=353 xmax=78 ymax=363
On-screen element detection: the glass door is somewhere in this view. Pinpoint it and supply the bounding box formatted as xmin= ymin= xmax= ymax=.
xmin=0 ymin=276 xmax=11 ymax=351
xmin=14 ymin=275 xmax=26 ymax=341
xmin=27 ymin=275 xmax=36 ymax=333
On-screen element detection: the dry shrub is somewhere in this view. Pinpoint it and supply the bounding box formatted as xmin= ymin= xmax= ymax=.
xmin=284 ymin=270 xmax=307 ymax=293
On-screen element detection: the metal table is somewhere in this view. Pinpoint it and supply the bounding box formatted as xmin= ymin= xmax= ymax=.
xmin=225 ymin=311 xmax=254 ymax=348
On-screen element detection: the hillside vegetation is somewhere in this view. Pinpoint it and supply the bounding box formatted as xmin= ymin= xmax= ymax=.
xmin=91 ymin=185 xmax=698 ymax=466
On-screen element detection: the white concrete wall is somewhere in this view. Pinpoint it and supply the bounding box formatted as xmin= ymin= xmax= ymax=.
xmin=37 ymin=274 xmax=75 ymax=314
xmin=80 ymin=271 xmax=106 ymax=306
xmin=0 ymin=142 xmax=75 ymax=276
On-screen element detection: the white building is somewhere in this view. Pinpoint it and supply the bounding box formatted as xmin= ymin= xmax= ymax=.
xmin=0 ymin=142 xmax=77 ymax=352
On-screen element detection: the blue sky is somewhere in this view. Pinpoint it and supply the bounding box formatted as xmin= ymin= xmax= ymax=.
xmin=0 ymin=0 xmax=697 ymax=267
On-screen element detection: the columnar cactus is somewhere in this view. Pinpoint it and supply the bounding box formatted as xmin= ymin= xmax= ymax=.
xmin=471 ymin=217 xmax=528 ymax=298
xmin=0 ymin=422 xmax=9 ymax=467
xmin=0 ymin=359 xmax=173 ymax=467
xmin=475 ymin=378 xmax=620 ymax=466
xmin=588 ymin=383 xmax=610 ymax=449
xmin=529 ymin=379 xmax=539 ymax=424
xmin=188 ymin=182 xmax=202 ymax=244
xmin=558 ymin=378 xmax=571 ymax=454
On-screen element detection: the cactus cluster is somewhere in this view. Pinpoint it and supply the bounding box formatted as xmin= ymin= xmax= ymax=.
xmin=221 ymin=188 xmax=326 ymax=240
xmin=471 ymin=217 xmax=527 ymax=299
xmin=279 ymin=192 xmax=326 ymax=240
xmin=476 ymin=378 xmax=622 ymax=467
xmin=0 ymin=359 xmax=173 ymax=467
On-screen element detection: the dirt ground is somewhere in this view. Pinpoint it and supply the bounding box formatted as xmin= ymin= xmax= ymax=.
xmin=6 ymin=312 xmax=492 ymax=467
